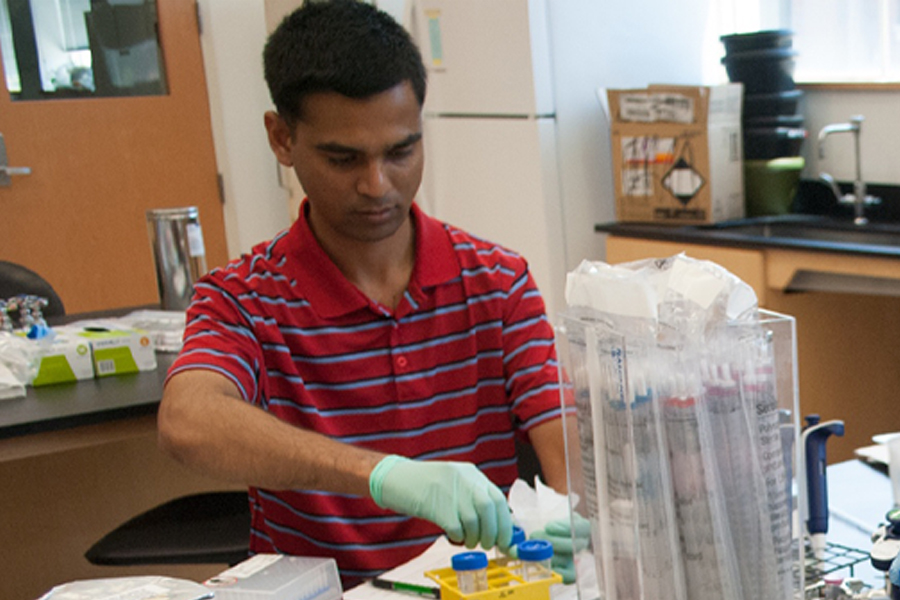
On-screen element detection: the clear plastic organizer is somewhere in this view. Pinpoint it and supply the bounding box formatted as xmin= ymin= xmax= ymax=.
xmin=203 ymin=554 xmax=342 ymax=600
xmin=425 ymin=560 xmax=563 ymax=600
xmin=555 ymin=308 xmax=804 ymax=600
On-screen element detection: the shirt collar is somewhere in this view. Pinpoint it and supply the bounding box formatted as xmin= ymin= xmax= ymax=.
xmin=286 ymin=200 xmax=460 ymax=319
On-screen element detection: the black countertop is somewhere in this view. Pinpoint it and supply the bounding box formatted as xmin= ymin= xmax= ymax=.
xmin=0 ymin=352 xmax=174 ymax=440
xmin=596 ymin=180 xmax=900 ymax=259
xmin=0 ymin=306 xmax=175 ymax=440
xmin=596 ymin=214 xmax=900 ymax=259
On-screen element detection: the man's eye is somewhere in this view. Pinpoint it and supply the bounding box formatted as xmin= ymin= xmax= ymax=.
xmin=388 ymin=147 xmax=414 ymax=161
xmin=327 ymin=155 xmax=357 ymax=166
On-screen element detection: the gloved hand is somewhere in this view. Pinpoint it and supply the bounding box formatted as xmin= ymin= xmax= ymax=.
xmin=529 ymin=513 xmax=592 ymax=584
xmin=369 ymin=455 xmax=514 ymax=550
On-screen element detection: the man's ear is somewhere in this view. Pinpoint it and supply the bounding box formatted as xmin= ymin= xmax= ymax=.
xmin=264 ymin=111 xmax=295 ymax=167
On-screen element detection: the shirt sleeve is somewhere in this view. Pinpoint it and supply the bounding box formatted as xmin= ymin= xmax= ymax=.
xmin=167 ymin=271 xmax=266 ymax=405
xmin=501 ymin=260 xmax=565 ymax=432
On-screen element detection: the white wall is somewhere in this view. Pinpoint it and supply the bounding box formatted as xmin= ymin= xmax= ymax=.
xmin=396 ymin=0 xmax=718 ymax=268
xmin=547 ymin=0 xmax=715 ymax=267
xmin=197 ymin=0 xmax=291 ymax=259
xmin=198 ymin=1 xmax=900 ymax=263
xmin=799 ymin=90 xmax=900 ymax=186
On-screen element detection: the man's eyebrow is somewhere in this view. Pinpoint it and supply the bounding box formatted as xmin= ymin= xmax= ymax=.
xmin=390 ymin=132 xmax=423 ymax=149
xmin=315 ymin=141 xmax=359 ymax=154
xmin=315 ymin=132 xmax=423 ymax=154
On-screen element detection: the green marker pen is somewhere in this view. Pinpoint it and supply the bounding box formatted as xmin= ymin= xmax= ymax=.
xmin=372 ymin=578 xmax=441 ymax=599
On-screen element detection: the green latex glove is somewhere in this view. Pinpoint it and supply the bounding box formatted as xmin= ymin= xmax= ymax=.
xmin=529 ymin=514 xmax=592 ymax=584
xmin=369 ymin=455 xmax=513 ymax=550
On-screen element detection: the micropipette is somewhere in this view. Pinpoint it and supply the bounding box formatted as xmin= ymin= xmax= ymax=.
xmin=801 ymin=415 xmax=845 ymax=560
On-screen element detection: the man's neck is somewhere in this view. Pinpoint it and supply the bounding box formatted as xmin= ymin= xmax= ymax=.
xmin=311 ymin=215 xmax=416 ymax=311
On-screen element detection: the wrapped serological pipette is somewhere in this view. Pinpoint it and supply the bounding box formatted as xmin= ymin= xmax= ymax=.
xmin=555 ymin=254 xmax=803 ymax=600
xmin=730 ymin=322 xmax=797 ymax=599
xmin=557 ymin=271 xmax=686 ymax=600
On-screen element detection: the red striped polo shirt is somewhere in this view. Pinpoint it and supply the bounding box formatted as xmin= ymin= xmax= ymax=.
xmin=169 ymin=201 xmax=563 ymax=586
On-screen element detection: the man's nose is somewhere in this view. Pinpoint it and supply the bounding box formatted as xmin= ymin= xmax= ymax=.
xmin=357 ymin=160 xmax=391 ymax=197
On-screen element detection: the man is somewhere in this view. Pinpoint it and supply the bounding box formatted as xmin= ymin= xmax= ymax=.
xmin=157 ymin=0 xmax=569 ymax=587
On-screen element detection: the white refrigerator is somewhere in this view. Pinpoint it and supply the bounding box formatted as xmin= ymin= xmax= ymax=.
xmin=405 ymin=0 xmax=569 ymax=320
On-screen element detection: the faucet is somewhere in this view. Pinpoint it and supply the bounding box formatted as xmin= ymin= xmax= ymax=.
xmin=817 ymin=115 xmax=878 ymax=226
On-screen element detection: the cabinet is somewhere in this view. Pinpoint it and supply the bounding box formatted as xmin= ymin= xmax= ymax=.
xmin=606 ymin=235 xmax=900 ymax=464
xmin=0 ymin=419 xmax=239 ymax=600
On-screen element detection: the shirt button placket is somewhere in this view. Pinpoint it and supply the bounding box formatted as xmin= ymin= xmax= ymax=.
xmin=390 ymin=320 xmax=407 ymax=373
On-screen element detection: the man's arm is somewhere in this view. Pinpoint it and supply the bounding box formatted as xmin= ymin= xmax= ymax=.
xmin=528 ymin=417 xmax=570 ymax=493
xmin=157 ymin=369 xmax=383 ymax=495
xmin=529 ymin=408 xmax=585 ymax=499
xmin=158 ymin=368 xmax=515 ymax=549
xmin=527 ymin=415 xmax=590 ymax=584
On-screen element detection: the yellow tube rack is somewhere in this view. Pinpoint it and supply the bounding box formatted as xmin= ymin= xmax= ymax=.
xmin=424 ymin=559 xmax=562 ymax=600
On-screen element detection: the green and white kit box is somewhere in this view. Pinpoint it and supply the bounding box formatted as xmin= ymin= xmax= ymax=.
xmin=58 ymin=325 xmax=158 ymax=377
xmin=29 ymin=333 xmax=94 ymax=387
xmin=81 ymin=328 xmax=157 ymax=377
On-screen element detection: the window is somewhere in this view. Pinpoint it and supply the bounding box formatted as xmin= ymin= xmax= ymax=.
xmin=0 ymin=0 xmax=167 ymax=100
xmin=790 ymin=0 xmax=900 ymax=83
xmin=713 ymin=0 xmax=900 ymax=84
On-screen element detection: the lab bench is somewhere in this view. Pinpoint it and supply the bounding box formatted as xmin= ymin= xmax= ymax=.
xmin=0 ymin=308 xmax=239 ymax=600
xmin=5 ymin=304 xmax=896 ymax=599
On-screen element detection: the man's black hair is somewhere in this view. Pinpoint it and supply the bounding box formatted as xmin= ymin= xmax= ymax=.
xmin=264 ymin=0 xmax=427 ymax=125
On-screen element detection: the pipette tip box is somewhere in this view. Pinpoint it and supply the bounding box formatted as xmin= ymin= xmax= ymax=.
xmin=203 ymin=554 xmax=342 ymax=600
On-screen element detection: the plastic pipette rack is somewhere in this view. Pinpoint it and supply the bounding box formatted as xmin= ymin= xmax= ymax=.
xmin=803 ymin=540 xmax=870 ymax=584
xmin=425 ymin=560 xmax=562 ymax=600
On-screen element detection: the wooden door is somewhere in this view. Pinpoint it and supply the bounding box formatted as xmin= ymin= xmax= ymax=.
xmin=0 ymin=0 xmax=228 ymax=314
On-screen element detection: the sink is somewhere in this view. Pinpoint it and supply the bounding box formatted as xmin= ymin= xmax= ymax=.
xmin=696 ymin=215 xmax=900 ymax=250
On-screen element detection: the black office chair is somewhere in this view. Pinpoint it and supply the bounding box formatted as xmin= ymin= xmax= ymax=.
xmin=0 ymin=260 xmax=66 ymax=318
xmin=85 ymin=491 xmax=251 ymax=566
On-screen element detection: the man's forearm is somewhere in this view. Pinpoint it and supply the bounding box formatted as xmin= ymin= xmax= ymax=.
xmin=529 ymin=417 xmax=572 ymax=494
xmin=159 ymin=370 xmax=518 ymax=551
xmin=157 ymin=369 xmax=384 ymax=496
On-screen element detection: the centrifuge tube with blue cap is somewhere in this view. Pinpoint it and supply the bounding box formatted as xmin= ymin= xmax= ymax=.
xmin=495 ymin=525 xmax=526 ymax=576
xmin=517 ymin=539 xmax=554 ymax=582
xmin=452 ymin=551 xmax=489 ymax=594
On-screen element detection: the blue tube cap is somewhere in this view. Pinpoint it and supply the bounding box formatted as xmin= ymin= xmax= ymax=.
xmin=452 ymin=551 xmax=488 ymax=571
xmin=517 ymin=539 xmax=553 ymax=561
xmin=511 ymin=526 xmax=526 ymax=547
xmin=26 ymin=324 xmax=51 ymax=339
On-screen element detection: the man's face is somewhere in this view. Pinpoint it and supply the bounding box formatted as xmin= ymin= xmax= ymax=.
xmin=266 ymin=82 xmax=424 ymax=247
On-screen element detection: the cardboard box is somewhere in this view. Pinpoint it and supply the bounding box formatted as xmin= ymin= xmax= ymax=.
xmin=57 ymin=324 xmax=158 ymax=377
xmin=78 ymin=327 xmax=157 ymax=377
xmin=28 ymin=334 xmax=95 ymax=387
xmin=607 ymin=83 xmax=745 ymax=224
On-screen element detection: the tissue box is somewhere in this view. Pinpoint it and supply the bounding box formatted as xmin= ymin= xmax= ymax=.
xmin=204 ymin=554 xmax=342 ymax=600
xmin=59 ymin=326 xmax=157 ymax=377
xmin=608 ymin=83 xmax=745 ymax=224
xmin=120 ymin=309 xmax=186 ymax=353
xmin=28 ymin=333 xmax=95 ymax=387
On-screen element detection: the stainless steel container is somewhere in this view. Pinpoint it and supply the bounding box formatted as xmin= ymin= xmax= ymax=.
xmin=146 ymin=207 xmax=208 ymax=311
